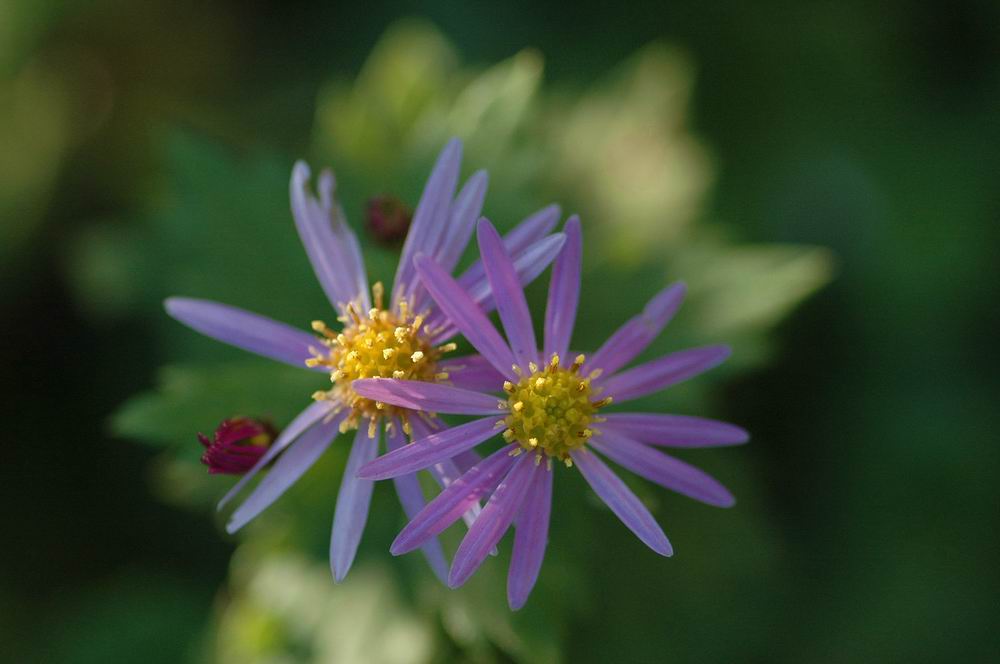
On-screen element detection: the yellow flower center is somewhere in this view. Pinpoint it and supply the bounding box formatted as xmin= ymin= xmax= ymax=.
xmin=306 ymin=283 xmax=454 ymax=436
xmin=501 ymin=354 xmax=611 ymax=465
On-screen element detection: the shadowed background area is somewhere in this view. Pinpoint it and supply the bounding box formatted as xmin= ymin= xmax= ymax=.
xmin=2 ymin=1 xmax=997 ymax=662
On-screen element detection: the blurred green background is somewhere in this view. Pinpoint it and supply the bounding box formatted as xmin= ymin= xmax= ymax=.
xmin=2 ymin=1 xmax=998 ymax=662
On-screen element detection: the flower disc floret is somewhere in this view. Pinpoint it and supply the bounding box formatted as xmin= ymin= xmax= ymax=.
xmin=308 ymin=283 xmax=454 ymax=435
xmin=501 ymin=354 xmax=611 ymax=463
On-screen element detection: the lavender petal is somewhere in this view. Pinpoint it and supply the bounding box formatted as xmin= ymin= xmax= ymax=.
xmin=290 ymin=162 xmax=369 ymax=311
xmin=330 ymin=422 xmax=380 ymax=581
xmin=439 ymin=354 xmax=506 ymax=393
xmin=457 ymin=204 xmax=561 ymax=288
xmin=410 ymin=417 xmax=485 ymax=530
xmin=507 ymin=464 xmax=553 ymax=610
xmin=165 ymin=297 xmax=323 ymax=371
xmin=391 ymin=444 xmax=518 ymax=555
xmin=582 ymin=282 xmax=686 ymax=377
xmin=449 ymin=453 xmax=539 ymax=588
xmin=316 ymin=168 xmax=369 ymax=311
xmin=600 ymin=345 xmax=731 ymax=403
xmin=226 ymin=411 xmax=344 ymax=533
xmin=393 ymin=139 xmax=462 ymax=307
xmin=476 ymin=218 xmax=538 ymax=371
xmin=428 ymin=234 xmax=566 ymax=345
xmin=570 ymin=448 xmax=673 ymax=556
xmin=543 ymin=215 xmax=582 ymax=362
xmin=426 ymin=170 xmax=488 ymax=279
xmin=590 ymin=432 xmax=735 ymax=507
xmin=357 ymin=416 xmax=499 ymax=480
xmin=351 ymin=378 xmax=502 ymax=415
xmin=600 ymin=413 xmax=749 ymax=447
xmin=414 ymin=254 xmax=516 ymax=379
xmin=415 ymin=417 xmax=485 ymax=474
xmin=386 ymin=423 xmax=449 ymax=583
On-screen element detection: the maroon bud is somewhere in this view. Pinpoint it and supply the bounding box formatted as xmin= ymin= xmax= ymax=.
xmin=365 ymin=195 xmax=412 ymax=245
xmin=198 ymin=417 xmax=277 ymax=475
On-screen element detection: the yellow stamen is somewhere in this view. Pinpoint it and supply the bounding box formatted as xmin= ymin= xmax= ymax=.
xmin=307 ymin=294 xmax=452 ymax=435
xmin=501 ymin=357 xmax=609 ymax=463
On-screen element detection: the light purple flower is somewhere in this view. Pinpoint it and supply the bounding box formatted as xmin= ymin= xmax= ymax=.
xmin=165 ymin=139 xmax=567 ymax=582
xmin=353 ymin=217 xmax=747 ymax=608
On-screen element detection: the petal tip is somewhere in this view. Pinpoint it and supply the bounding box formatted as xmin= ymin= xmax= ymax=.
xmin=476 ymin=216 xmax=498 ymax=235
xmin=162 ymin=296 xmax=183 ymax=315
xmin=654 ymin=536 xmax=674 ymax=557
xmin=331 ymin=560 xmax=350 ymax=583
xmin=291 ymin=159 xmax=311 ymax=183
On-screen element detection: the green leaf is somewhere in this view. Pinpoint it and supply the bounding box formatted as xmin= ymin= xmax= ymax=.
xmin=113 ymin=362 xmax=321 ymax=449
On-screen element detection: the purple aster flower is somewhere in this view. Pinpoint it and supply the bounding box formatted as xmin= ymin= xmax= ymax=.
xmin=164 ymin=139 xmax=567 ymax=582
xmin=198 ymin=417 xmax=277 ymax=475
xmin=353 ymin=217 xmax=748 ymax=609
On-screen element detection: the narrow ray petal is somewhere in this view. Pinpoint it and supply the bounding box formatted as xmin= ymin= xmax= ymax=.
xmin=428 ymin=233 xmax=567 ymax=345
xmin=415 ymin=413 xmax=484 ymax=474
xmin=456 ymin=234 xmax=568 ymax=309
xmin=330 ymin=423 xmax=380 ymax=581
xmin=590 ymin=433 xmax=735 ymax=507
xmin=165 ymin=298 xmax=323 ymax=371
xmin=393 ymin=138 xmax=462 ymax=306
xmin=391 ymin=444 xmax=518 ymax=555
xmin=451 ymin=448 xmax=483 ymax=474
xmin=600 ymin=345 xmax=731 ymax=403
xmin=227 ymin=412 xmax=344 ymax=533
xmin=428 ymin=170 xmax=488 ymax=276
xmin=410 ymin=417 xmax=485 ymax=530
xmin=477 ymin=218 xmax=538 ymax=370
xmin=570 ymin=448 xmax=673 ymax=556
xmin=411 ymin=171 xmax=488 ymax=315
xmin=458 ymin=204 xmax=561 ymax=288
xmin=439 ymin=355 xmax=506 ymax=392
xmin=449 ymin=454 xmax=539 ymax=588
xmin=414 ymin=254 xmax=516 ymax=379
xmin=352 ymin=378 xmax=502 ymax=415
xmin=386 ymin=423 xmax=449 ymax=582
xmin=290 ymin=162 xmax=369 ymax=311
xmin=600 ymin=413 xmax=749 ymax=447
xmin=583 ymin=282 xmax=686 ymax=376
xmin=357 ymin=417 xmax=499 ymax=480
xmin=218 ymin=401 xmax=336 ymax=510
xmin=544 ymin=216 xmax=582 ymax=361
xmin=507 ymin=464 xmax=553 ymax=610
xmin=318 ymin=169 xmax=369 ymax=309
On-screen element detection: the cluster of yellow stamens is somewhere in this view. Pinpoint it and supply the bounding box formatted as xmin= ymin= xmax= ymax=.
xmin=306 ymin=282 xmax=455 ymax=437
xmin=500 ymin=354 xmax=611 ymax=467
